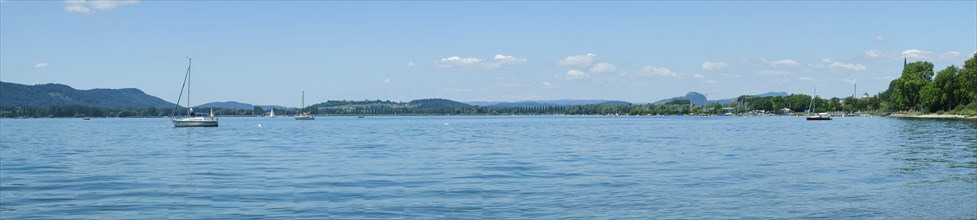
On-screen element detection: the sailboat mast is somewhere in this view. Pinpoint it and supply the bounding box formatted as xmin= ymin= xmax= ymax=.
xmin=187 ymin=58 xmax=192 ymax=109
xmin=809 ymin=85 xmax=817 ymax=115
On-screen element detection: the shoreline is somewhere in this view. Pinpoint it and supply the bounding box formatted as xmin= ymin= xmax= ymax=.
xmin=886 ymin=113 xmax=977 ymax=120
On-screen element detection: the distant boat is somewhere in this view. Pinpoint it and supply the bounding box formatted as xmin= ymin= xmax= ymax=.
xmin=82 ymin=117 xmax=91 ymax=120
xmin=171 ymin=58 xmax=219 ymax=127
xmin=268 ymin=108 xmax=276 ymax=118
xmin=295 ymin=91 xmax=315 ymax=120
xmin=806 ymin=85 xmax=832 ymax=121
xmin=807 ymin=112 xmax=832 ymax=120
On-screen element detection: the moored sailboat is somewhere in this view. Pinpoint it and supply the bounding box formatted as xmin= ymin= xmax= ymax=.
xmin=295 ymin=91 xmax=315 ymax=120
xmin=171 ymin=58 xmax=218 ymax=127
xmin=806 ymin=85 xmax=832 ymax=121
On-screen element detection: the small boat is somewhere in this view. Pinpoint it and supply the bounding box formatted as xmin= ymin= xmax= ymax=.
xmin=268 ymin=108 xmax=276 ymax=118
xmin=295 ymin=91 xmax=315 ymax=120
xmin=82 ymin=117 xmax=91 ymax=120
xmin=171 ymin=58 xmax=218 ymax=127
xmin=806 ymin=112 xmax=832 ymax=120
xmin=806 ymin=85 xmax=832 ymax=121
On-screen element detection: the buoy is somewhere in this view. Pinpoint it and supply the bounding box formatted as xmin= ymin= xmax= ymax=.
xmin=258 ymin=123 xmax=263 ymax=127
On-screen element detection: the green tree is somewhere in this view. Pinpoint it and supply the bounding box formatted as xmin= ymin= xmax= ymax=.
xmin=891 ymin=61 xmax=934 ymax=111
xmin=919 ymin=83 xmax=941 ymax=112
xmin=960 ymin=53 xmax=977 ymax=104
xmin=931 ymin=65 xmax=959 ymax=111
xmin=146 ymin=105 xmax=157 ymax=116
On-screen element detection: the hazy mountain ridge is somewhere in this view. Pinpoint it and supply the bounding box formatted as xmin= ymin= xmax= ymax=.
xmin=654 ymin=91 xmax=790 ymax=105
xmin=196 ymin=101 xmax=290 ymax=110
xmin=3 ymin=81 xmax=793 ymax=112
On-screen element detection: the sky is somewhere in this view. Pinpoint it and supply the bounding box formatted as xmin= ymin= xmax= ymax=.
xmin=1 ymin=1 xmax=975 ymax=107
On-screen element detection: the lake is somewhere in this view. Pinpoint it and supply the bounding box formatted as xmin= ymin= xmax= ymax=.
xmin=1 ymin=116 xmax=975 ymax=218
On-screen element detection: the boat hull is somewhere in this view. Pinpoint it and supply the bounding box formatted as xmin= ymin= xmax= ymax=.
xmin=295 ymin=113 xmax=315 ymax=120
xmin=806 ymin=116 xmax=832 ymax=120
xmin=172 ymin=117 xmax=219 ymax=127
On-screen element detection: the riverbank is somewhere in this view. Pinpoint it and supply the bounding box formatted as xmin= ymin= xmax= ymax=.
xmin=887 ymin=113 xmax=977 ymax=120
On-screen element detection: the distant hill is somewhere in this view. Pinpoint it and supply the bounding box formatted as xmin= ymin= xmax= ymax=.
xmin=197 ymin=101 xmax=253 ymax=109
xmin=711 ymin=91 xmax=789 ymax=104
xmin=654 ymin=91 xmax=789 ymax=105
xmin=305 ymin=98 xmax=470 ymax=114
xmin=653 ymin=92 xmax=708 ymax=105
xmin=409 ymin=98 xmax=471 ymax=109
xmin=257 ymin=105 xmax=291 ymax=110
xmin=0 ymin=81 xmax=178 ymax=109
xmin=196 ymin=101 xmax=291 ymax=110
xmin=307 ymin=99 xmax=471 ymax=110
xmin=466 ymin=99 xmax=631 ymax=107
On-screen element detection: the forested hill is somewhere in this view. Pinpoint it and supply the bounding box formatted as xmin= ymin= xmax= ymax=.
xmin=0 ymin=81 xmax=178 ymax=108
xmin=409 ymin=98 xmax=471 ymax=109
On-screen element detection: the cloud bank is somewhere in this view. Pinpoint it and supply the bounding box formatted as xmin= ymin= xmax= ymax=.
xmin=435 ymin=54 xmax=527 ymax=70
xmin=65 ymin=0 xmax=139 ymax=14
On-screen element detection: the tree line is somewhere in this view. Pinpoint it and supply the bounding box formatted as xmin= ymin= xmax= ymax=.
xmin=880 ymin=53 xmax=977 ymax=114
xmin=3 ymin=54 xmax=974 ymax=118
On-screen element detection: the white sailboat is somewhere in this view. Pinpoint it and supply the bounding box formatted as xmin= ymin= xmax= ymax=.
xmin=171 ymin=58 xmax=219 ymax=127
xmin=268 ymin=108 xmax=276 ymax=118
xmin=806 ymin=85 xmax=832 ymax=121
xmin=295 ymin=91 xmax=315 ymax=120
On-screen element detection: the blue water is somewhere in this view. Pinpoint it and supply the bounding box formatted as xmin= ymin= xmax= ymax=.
xmin=1 ymin=116 xmax=975 ymax=218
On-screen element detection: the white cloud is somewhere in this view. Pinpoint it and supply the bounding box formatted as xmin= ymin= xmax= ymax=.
xmin=940 ymin=51 xmax=962 ymax=60
xmin=559 ymin=53 xmax=596 ymax=66
xmin=437 ymin=56 xmax=483 ymax=67
xmin=493 ymin=54 xmax=527 ymax=65
xmin=406 ymin=62 xmax=416 ymax=67
xmin=842 ymin=79 xmax=858 ymax=84
xmin=35 ymin=63 xmax=48 ymax=68
xmin=829 ymin=62 xmax=866 ymax=71
xmin=864 ymin=50 xmax=885 ymax=58
xmin=90 ymin=0 xmax=137 ymax=10
xmin=564 ymin=69 xmax=590 ymax=80
xmin=692 ymin=73 xmax=705 ymax=79
xmin=65 ymin=4 xmax=92 ymax=14
xmin=701 ymin=61 xmax=728 ymax=71
xmin=435 ymin=54 xmax=527 ymax=70
xmin=902 ymin=49 xmax=932 ymax=59
xmin=798 ymin=77 xmax=813 ymax=81
xmin=589 ymin=62 xmax=616 ymax=73
xmin=769 ymin=59 xmax=800 ymax=67
xmin=65 ymin=0 xmax=139 ymax=14
xmin=383 ymin=78 xmax=391 ymax=84
xmin=875 ymin=35 xmax=886 ymax=42
xmin=637 ymin=66 xmax=678 ymax=77
xmin=821 ymin=58 xmax=866 ymax=71
xmin=705 ymin=80 xmax=718 ymax=84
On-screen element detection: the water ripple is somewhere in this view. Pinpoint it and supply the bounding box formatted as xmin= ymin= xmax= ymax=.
xmin=1 ymin=116 xmax=975 ymax=218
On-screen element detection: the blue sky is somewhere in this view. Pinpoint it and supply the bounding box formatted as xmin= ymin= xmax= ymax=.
xmin=1 ymin=1 xmax=975 ymax=106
